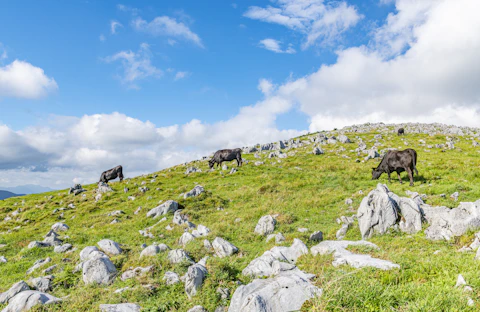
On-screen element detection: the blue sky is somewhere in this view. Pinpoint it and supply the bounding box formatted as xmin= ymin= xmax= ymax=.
xmin=0 ymin=0 xmax=479 ymax=189
xmin=0 ymin=0 xmax=393 ymax=131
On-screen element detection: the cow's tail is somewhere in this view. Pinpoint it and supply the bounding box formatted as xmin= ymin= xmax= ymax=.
xmin=412 ymin=150 xmax=418 ymax=176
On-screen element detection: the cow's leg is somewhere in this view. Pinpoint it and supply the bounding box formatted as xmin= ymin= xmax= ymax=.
xmin=387 ymin=169 xmax=391 ymax=183
xmin=397 ymin=171 xmax=403 ymax=184
xmin=406 ymin=167 xmax=414 ymax=186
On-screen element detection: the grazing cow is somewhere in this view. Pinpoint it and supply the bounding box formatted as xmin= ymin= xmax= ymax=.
xmin=209 ymin=148 xmax=242 ymax=169
xmin=99 ymin=165 xmax=124 ymax=183
xmin=372 ymin=149 xmax=418 ymax=186
xmin=398 ymin=128 xmax=405 ymax=136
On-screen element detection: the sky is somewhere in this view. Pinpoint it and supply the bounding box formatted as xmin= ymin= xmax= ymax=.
xmin=0 ymin=0 xmax=479 ymax=189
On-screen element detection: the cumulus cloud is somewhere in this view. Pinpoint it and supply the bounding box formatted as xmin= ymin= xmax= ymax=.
xmin=262 ymin=0 xmax=480 ymax=130
xmin=132 ymin=16 xmax=204 ymax=48
xmin=244 ymin=0 xmax=362 ymax=49
xmin=0 ymin=91 xmax=304 ymax=188
xmin=110 ymin=20 xmax=123 ymax=34
xmin=259 ymin=38 xmax=296 ymax=54
xmin=104 ymin=43 xmax=162 ymax=89
xmin=0 ymin=60 xmax=58 ymax=99
xmin=174 ymin=71 xmax=190 ymax=81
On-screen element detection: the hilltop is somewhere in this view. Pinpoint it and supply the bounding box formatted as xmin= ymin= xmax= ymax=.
xmin=1 ymin=122 xmax=480 ymax=311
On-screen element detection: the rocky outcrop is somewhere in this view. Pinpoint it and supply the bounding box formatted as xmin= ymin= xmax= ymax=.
xmin=184 ymin=185 xmax=205 ymax=199
xmin=311 ymin=240 xmax=400 ymax=270
xmin=1 ymin=290 xmax=62 ymax=312
xmin=423 ymin=200 xmax=480 ymax=240
xmin=146 ymin=200 xmax=179 ymax=218
xmin=357 ymin=184 xmax=424 ymax=239
xmin=242 ymin=239 xmax=308 ymax=278
xmin=228 ymin=269 xmax=321 ymax=312
xmin=185 ymin=257 xmax=208 ymax=298
xmin=0 ymin=281 xmax=30 ymax=304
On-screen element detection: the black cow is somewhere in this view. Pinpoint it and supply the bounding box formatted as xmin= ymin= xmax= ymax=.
xmin=372 ymin=149 xmax=418 ymax=186
xmin=99 ymin=165 xmax=124 ymax=183
xmin=209 ymin=148 xmax=242 ymax=169
xmin=398 ymin=128 xmax=405 ymax=136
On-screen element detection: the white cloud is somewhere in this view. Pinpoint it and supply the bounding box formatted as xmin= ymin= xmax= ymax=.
xmin=0 ymin=60 xmax=58 ymax=99
xmin=244 ymin=0 xmax=362 ymax=49
xmin=174 ymin=71 xmax=190 ymax=81
xmin=258 ymin=0 xmax=480 ymax=131
xmin=99 ymin=34 xmax=106 ymax=42
xmin=132 ymin=16 xmax=204 ymax=48
xmin=117 ymin=4 xmax=139 ymax=15
xmin=167 ymin=38 xmax=177 ymax=46
xmin=111 ymin=20 xmax=123 ymax=34
xmin=0 ymin=105 xmax=304 ymax=188
xmin=259 ymin=38 xmax=296 ymax=54
xmin=104 ymin=43 xmax=162 ymax=89
xmin=258 ymin=79 xmax=275 ymax=96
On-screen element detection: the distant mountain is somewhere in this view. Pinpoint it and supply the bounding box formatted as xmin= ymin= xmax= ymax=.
xmin=0 ymin=184 xmax=54 ymax=195
xmin=0 ymin=190 xmax=23 ymax=200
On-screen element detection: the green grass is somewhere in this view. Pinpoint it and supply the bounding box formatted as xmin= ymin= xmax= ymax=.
xmin=1 ymin=127 xmax=480 ymax=311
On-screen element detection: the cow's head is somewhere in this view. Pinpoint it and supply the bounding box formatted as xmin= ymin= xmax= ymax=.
xmin=208 ymin=159 xmax=215 ymax=169
xmin=371 ymin=167 xmax=382 ymax=180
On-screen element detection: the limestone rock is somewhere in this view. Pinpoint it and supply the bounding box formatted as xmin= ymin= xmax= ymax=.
xmin=0 ymin=281 xmax=30 ymax=304
xmin=98 ymin=239 xmax=123 ymax=255
xmin=1 ymin=290 xmax=61 ymax=312
xmin=146 ymin=200 xmax=179 ymax=218
xmin=311 ymin=240 xmax=400 ymax=270
xmin=254 ymin=215 xmax=276 ymax=236
xmin=212 ymin=237 xmax=238 ymax=258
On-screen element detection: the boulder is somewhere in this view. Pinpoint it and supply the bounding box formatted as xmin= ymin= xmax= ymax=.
xmin=54 ymin=243 xmax=73 ymax=253
xmin=97 ymin=182 xmax=113 ymax=193
xmin=140 ymin=244 xmax=170 ymax=258
xmin=423 ymin=200 xmax=480 ymax=240
xmin=179 ymin=232 xmax=196 ymax=247
xmin=29 ymin=276 xmax=53 ymax=292
xmin=51 ymin=222 xmax=69 ymax=232
xmin=337 ymin=135 xmax=352 ymax=143
xmin=311 ymin=240 xmax=400 ymax=270
xmin=121 ymin=266 xmax=153 ymax=281
xmin=0 ymin=281 xmax=30 ymax=304
xmin=185 ymin=257 xmax=208 ymax=298
xmin=357 ymin=184 xmax=399 ymax=239
xmin=99 ymin=303 xmax=141 ymax=312
xmin=184 ymin=185 xmax=205 ymax=199
xmin=146 ymin=200 xmax=179 ymax=218
xmin=98 ymin=239 xmax=123 ymax=255
xmin=80 ymin=246 xmax=101 ymax=261
xmin=254 ymin=215 xmax=276 ymax=236
xmin=1 ymin=291 xmax=61 ymax=312
xmin=228 ymin=270 xmax=321 ymax=312
xmin=168 ymin=249 xmax=194 ymax=264
xmin=163 ymin=271 xmax=180 ymax=285
xmin=242 ymin=239 xmax=308 ymax=278
xmin=82 ymin=257 xmax=117 ymax=285
xmin=192 ymin=225 xmax=210 ymax=237
xmin=212 ymin=237 xmax=238 ymax=258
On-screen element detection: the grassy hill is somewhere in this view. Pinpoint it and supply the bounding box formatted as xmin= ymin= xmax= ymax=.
xmin=1 ymin=123 xmax=480 ymax=311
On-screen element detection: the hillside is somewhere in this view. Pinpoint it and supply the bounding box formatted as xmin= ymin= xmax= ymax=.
xmin=1 ymin=122 xmax=480 ymax=311
xmin=0 ymin=191 xmax=22 ymax=201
